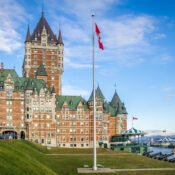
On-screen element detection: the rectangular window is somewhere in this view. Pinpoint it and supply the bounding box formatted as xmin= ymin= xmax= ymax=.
xmin=43 ymin=49 xmax=46 ymax=54
xmin=34 ymin=55 xmax=37 ymax=59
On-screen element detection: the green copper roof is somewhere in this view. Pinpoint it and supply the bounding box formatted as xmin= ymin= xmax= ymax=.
xmin=88 ymin=86 xmax=105 ymax=101
xmin=122 ymin=127 xmax=144 ymax=136
xmin=0 ymin=69 xmax=46 ymax=92
xmin=24 ymin=78 xmax=46 ymax=92
xmin=110 ymin=90 xmax=122 ymax=109
xmin=121 ymin=103 xmax=128 ymax=114
xmin=36 ymin=64 xmax=47 ymax=76
xmin=103 ymin=102 xmax=116 ymax=116
xmin=116 ymin=101 xmax=123 ymax=114
xmin=0 ymin=69 xmax=18 ymax=81
xmin=56 ymin=95 xmax=87 ymax=111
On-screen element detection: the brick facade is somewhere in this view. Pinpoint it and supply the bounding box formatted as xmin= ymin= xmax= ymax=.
xmin=0 ymin=12 xmax=127 ymax=148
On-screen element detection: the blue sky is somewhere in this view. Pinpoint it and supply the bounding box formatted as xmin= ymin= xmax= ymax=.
xmin=0 ymin=0 xmax=175 ymax=131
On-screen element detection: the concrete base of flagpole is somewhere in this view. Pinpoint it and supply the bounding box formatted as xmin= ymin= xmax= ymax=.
xmin=93 ymin=166 xmax=97 ymax=171
xmin=77 ymin=168 xmax=115 ymax=174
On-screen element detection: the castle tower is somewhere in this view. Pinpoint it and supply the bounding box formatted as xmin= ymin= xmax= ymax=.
xmin=23 ymin=11 xmax=64 ymax=95
xmin=110 ymin=90 xmax=128 ymax=133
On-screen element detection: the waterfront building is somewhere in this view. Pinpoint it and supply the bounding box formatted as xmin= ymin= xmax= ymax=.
xmin=0 ymin=11 xmax=127 ymax=147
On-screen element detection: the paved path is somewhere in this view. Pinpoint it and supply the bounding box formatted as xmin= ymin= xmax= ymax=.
xmin=113 ymin=168 xmax=175 ymax=172
xmin=77 ymin=168 xmax=175 ymax=174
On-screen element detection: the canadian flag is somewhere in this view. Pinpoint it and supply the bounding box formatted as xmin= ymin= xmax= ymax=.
xmin=133 ymin=117 xmax=138 ymax=120
xmin=95 ymin=23 xmax=104 ymax=50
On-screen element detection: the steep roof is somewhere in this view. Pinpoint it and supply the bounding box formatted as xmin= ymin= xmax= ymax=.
xmin=24 ymin=78 xmax=46 ymax=92
xmin=121 ymin=103 xmax=127 ymax=114
xmin=110 ymin=90 xmax=128 ymax=115
xmin=110 ymin=90 xmax=122 ymax=109
xmin=31 ymin=13 xmax=57 ymax=43
xmin=0 ymin=69 xmax=46 ymax=92
xmin=103 ymin=102 xmax=116 ymax=116
xmin=57 ymin=29 xmax=64 ymax=45
xmin=56 ymin=96 xmax=87 ymax=111
xmin=36 ymin=64 xmax=47 ymax=76
xmin=88 ymin=86 xmax=105 ymax=101
xmin=0 ymin=69 xmax=18 ymax=82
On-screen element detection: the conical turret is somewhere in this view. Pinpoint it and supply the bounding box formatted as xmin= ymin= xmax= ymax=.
xmin=57 ymin=29 xmax=64 ymax=45
xmin=88 ymin=85 xmax=105 ymax=102
xmin=110 ymin=90 xmax=122 ymax=109
xmin=25 ymin=25 xmax=31 ymax=43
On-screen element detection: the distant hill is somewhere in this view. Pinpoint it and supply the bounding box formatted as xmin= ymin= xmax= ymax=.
xmin=144 ymin=130 xmax=175 ymax=136
xmin=140 ymin=130 xmax=175 ymax=143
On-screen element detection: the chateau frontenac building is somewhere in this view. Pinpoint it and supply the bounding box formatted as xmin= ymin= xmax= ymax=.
xmin=0 ymin=12 xmax=127 ymax=147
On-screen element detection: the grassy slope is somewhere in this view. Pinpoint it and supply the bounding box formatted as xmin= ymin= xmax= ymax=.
xmin=0 ymin=140 xmax=175 ymax=175
xmin=0 ymin=141 xmax=56 ymax=175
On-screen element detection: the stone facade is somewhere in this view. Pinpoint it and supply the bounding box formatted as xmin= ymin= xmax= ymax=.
xmin=0 ymin=12 xmax=127 ymax=147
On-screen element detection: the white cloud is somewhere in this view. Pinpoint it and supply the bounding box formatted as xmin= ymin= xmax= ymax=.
xmin=45 ymin=0 xmax=159 ymax=67
xmin=160 ymin=55 xmax=174 ymax=62
xmin=103 ymin=15 xmax=156 ymax=48
xmin=154 ymin=33 xmax=166 ymax=40
xmin=64 ymin=58 xmax=92 ymax=69
xmin=62 ymin=85 xmax=89 ymax=97
xmin=0 ymin=0 xmax=27 ymax=53
xmin=46 ymin=0 xmax=119 ymax=18
xmin=162 ymin=86 xmax=175 ymax=103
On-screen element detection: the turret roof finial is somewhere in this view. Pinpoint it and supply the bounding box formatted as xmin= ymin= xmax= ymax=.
xmin=114 ymin=83 xmax=117 ymax=93
xmin=42 ymin=1 xmax=44 ymax=16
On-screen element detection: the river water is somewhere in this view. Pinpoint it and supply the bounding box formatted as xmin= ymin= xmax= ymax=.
xmin=148 ymin=147 xmax=175 ymax=159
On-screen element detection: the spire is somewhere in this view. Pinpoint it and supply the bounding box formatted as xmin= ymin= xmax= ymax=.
xmin=25 ymin=25 xmax=31 ymax=43
xmin=57 ymin=29 xmax=64 ymax=45
xmin=42 ymin=2 xmax=44 ymax=17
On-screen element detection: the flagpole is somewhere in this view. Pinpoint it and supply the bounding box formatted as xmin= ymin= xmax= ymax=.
xmin=92 ymin=14 xmax=97 ymax=171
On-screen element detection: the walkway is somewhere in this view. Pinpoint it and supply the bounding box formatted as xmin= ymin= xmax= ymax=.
xmin=77 ymin=168 xmax=175 ymax=174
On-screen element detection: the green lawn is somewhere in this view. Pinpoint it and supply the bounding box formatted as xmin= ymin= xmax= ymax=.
xmin=0 ymin=140 xmax=175 ymax=175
